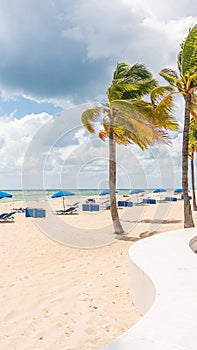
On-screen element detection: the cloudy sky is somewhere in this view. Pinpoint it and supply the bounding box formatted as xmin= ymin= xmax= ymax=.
xmin=0 ymin=0 xmax=197 ymax=190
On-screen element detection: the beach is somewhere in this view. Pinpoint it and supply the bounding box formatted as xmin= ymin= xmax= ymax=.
xmin=0 ymin=197 xmax=196 ymax=349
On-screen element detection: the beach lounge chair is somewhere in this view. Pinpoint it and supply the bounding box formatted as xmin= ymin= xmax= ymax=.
xmin=54 ymin=202 xmax=79 ymax=215
xmin=12 ymin=207 xmax=25 ymax=213
xmin=118 ymin=200 xmax=133 ymax=207
xmin=143 ymin=198 xmax=156 ymax=204
xmin=164 ymin=197 xmax=177 ymax=202
xmin=0 ymin=211 xmax=16 ymax=222
xmin=181 ymin=194 xmax=192 ymax=200
xmin=0 ymin=213 xmax=8 ymax=220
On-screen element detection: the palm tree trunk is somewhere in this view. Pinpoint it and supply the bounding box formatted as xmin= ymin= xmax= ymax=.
xmin=191 ymin=149 xmax=197 ymax=211
xmin=109 ymin=113 xmax=124 ymax=235
xmin=182 ymin=93 xmax=195 ymax=227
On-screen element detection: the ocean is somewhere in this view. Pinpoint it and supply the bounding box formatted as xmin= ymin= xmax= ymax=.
xmin=0 ymin=189 xmax=175 ymax=203
xmin=0 ymin=189 xmax=130 ymax=203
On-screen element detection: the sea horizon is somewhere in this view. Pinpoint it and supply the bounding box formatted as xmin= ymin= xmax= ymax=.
xmin=0 ymin=188 xmax=185 ymax=203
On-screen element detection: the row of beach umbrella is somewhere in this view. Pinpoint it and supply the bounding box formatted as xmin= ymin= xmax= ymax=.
xmin=51 ymin=189 xmax=117 ymax=210
xmin=0 ymin=188 xmax=184 ymax=211
xmin=51 ymin=188 xmax=184 ymax=200
xmin=130 ymin=188 xmax=184 ymax=194
xmin=51 ymin=188 xmax=184 ymax=209
xmin=0 ymin=188 xmax=184 ymax=201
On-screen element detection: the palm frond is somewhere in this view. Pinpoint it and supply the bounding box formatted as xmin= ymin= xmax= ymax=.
xmin=190 ymin=97 xmax=197 ymax=119
xmin=111 ymin=62 xmax=158 ymax=97
xmin=176 ymin=79 xmax=185 ymax=92
xmin=191 ymin=109 xmax=197 ymax=120
xmin=188 ymin=73 xmax=197 ymax=89
xmin=113 ymin=62 xmax=131 ymax=82
xmin=189 ymin=119 xmax=197 ymax=156
xmin=111 ymin=100 xmax=171 ymax=147
xmin=188 ymin=144 xmax=194 ymax=159
xmin=114 ymin=120 xmax=170 ymax=149
xmin=150 ymin=85 xmax=175 ymax=105
xmin=126 ymin=63 xmax=156 ymax=81
xmin=81 ymin=61 xmax=175 ymax=152
xmin=181 ymin=24 xmax=197 ymax=76
xmin=113 ymin=99 xmax=152 ymax=117
xmin=119 ymin=65 xmax=158 ymax=94
xmin=108 ymin=84 xmax=139 ymax=102
xmin=81 ymin=107 xmax=102 ymax=133
xmin=113 ymin=62 xmax=154 ymax=83
xmin=102 ymin=115 xmax=110 ymax=131
xmin=159 ymin=68 xmax=179 ymax=85
xmin=112 ymin=122 xmax=156 ymax=149
xmin=177 ymin=50 xmax=182 ymax=73
xmin=111 ymin=99 xmax=153 ymax=124
xmin=154 ymin=94 xmax=179 ymax=130
xmin=190 ymin=119 xmax=197 ymax=137
xmin=130 ymin=77 xmax=158 ymax=96
xmin=98 ymin=131 xmax=108 ymax=141
xmin=109 ymin=78 xmax=157 ymax=101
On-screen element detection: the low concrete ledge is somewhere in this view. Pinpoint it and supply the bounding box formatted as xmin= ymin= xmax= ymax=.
xmin=101 ymin=228 xmax=197 ymax=349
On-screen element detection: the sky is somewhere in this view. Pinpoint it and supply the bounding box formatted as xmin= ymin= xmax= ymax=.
xmin=0 ymin=0 xmax=197 ymax=190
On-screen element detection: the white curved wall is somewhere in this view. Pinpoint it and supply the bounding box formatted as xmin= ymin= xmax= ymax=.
xmin=101 ymin=228 xmax=197 ymax=349
xmin=130 ymin=258 xmax=156 ymax=315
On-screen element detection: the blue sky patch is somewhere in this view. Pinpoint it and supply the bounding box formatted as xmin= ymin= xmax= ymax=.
xmin=0 ymin=96 xmax=63 ymax=119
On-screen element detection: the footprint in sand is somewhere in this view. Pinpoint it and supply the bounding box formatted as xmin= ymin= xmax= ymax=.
xmin=3 ymin=310 xmax=17 ymax=321
xmin=85 ymin=327 xmax=95 ymax=335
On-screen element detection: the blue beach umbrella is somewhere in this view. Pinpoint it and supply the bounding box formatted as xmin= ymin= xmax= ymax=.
xmin=0 ymin=191 xmax=12 ymax=199
xmin=174 ymin=188 xmax=183 ymax=194
xmin=99 ymin=189 xmax=118 ymax=196
xmin=51 ymin=190 xmax=75 ymax=210
xmin=153 ymin=188 xmax=166 ymax=193
xmin=153 ymin=188 xmax=166 ymax=200
xmin=129 ymin=189 xmax=145 ymax=203
xmin=129 ymin=189 xmax=145 ymax=195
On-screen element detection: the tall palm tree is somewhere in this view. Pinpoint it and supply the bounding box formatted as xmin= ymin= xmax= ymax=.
xmin=159 ymin=24 xmax=197 ymax=228
xmin=81 ymin=62 xmax=178 ymax=234
xmin=189 ymin=119 xmax=197 ymax=211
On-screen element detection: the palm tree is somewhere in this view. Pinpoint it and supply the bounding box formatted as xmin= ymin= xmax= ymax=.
xmin=81 ymin=62 xmax=178 ymax=234
xmin=189 ymin=119 xmax=197 ymax=211
xmin=159 ymin=24 xmax=197 ymax=228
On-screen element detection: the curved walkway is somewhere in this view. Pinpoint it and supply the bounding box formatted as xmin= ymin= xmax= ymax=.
xmin=102 ymin=228 xmax=197 ymax=349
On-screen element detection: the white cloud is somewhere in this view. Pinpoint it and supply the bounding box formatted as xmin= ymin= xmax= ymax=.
xmin=0 ymin=97 xmax=186 ymax=189
xmin=0 ymin=0 xmax=196 ymax=104
xmin=0 ymin=0 xmax=196 ymax=188
xmin=0 ymin=112 xmax=52 ymax=188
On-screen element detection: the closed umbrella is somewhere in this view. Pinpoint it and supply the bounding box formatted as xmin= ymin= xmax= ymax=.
xmin=51 ymin=190 xmax=75 ymax=210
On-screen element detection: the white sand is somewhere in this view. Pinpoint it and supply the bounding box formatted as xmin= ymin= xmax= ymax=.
xmin=0 ymin=198 xmax=196 ymax=349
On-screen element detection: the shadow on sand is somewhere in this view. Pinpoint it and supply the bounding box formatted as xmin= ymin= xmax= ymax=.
xmin=116 ymin=230 xmax=159 ymax=242
xmin=139 ymin=230 xmax=159 ymax=238
xmin=121 ymin=218 xmax=182 ymax=225
xmin=117 ymin=236 xmax=140 ymax=242
xmin=140 ymin=219 xmax=182 ymax=224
